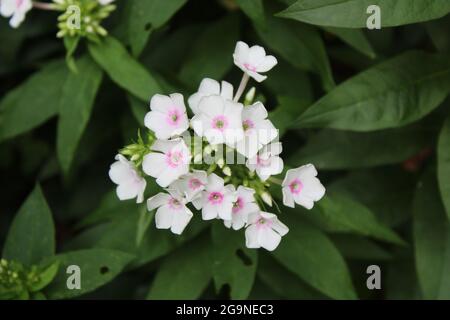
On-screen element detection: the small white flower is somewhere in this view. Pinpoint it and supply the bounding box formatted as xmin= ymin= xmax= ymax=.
xmin=144 ymin=93 xmax=189 ymax=140
xmin=245 ymin=212 xmax=289 ymax=251
xmin=233 ymin=41 xmax=277 ymax=82
xmin=147 ymin=190 xmax=193 ymax=235
xmin=224 ymin=186 xmax=259 ymax=230
xmin=0 ymin=0 xmax=32 ymax=28
xmin=188 ymin=78 xmax=233 ymax=114
xmin=142 ymin=138 xmax=191 ymax=188
xmin=99 ymin=0 xmax=115 ymax=5
xmin=247 ymin=142 xmax=284 ymax=181
xmin=191 ymin=95 xmax=244 ymax=146
xmin=200 ymin=173 xmax=237 ymax=221
xmin=282 ymin=164 xmax=326 ymax=209
xmin=170 ymin=170 xmax=207 ymax=204
xmin=235 ymin=102 xmax=278 ymax=158
xmin=109 ymin=154 xmax=146 ymax=203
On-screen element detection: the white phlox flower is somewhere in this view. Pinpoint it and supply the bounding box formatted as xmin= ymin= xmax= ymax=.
xmin=235 ymin=101 xmax=278 ymax=158
xmin=224 ymin=186 xmax=259 ymax=230
xmin=191 ymin=95 xmax=244 ymax=146
xmin=245 ymin=211 xmax=289 ymax=251
xmin=144 ymin=93 xmax=189 ymax=140
xmin=282 ymin=164 xmax=326 ymax=210
xmin=147 ymin=190 xmax=193 ymax=235
xmin=247 ymin=142 xmax=284 ymax=181
xmin=108 ymin=154 xmax=146 ymax=203
xmin=169 ymin=169 xmax=208 ymax=206
xmin=200 ymin=173 xmax=237 ymax=221
xmin=188 ymin=78 xmax=233 ymax=114
xmin=142 ymin=138 xmax=191 ymax=187
xmin=233 ymin=41 xmax=278 ymax=83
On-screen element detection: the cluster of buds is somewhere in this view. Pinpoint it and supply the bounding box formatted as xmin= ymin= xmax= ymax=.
xmin=0 ymin=0 xmax=115 ymax=38
xmin=109 ymin=41 xmax=326 ymax=251
xmin=0 ymin=259 xmax=41 ymax=299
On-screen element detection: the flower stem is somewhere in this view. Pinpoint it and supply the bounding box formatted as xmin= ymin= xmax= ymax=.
xmin=268 ymin=177 xmax=283 ymax=185
xmin=233 ymin=73 xmax=250 ymax=102
xmin=32 ymin=1 xmax=58 ymax=11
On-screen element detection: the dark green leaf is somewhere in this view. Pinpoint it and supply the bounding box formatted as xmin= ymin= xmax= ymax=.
xmin=211 ymin=222 xmax=257 ymax=299
xmin=236 ymin=0 xmax=265 ymax=26
xmin=295 ymin=51 xmax=450 ymax=131
xmin=288 ymin=125 xmax=430 ymax=169
xmin=147 ymin=235 xmax=212 ymax=299
xmin=0 ymin=60 xmax=68 ymax=142
xmin=278 ymin=0 xmax=450 ymax=28
xmin=45 ymin=249 xmax=134 ymax=299
xmin=3 ymin=185 xmax=55 ymax=266
xmin=323 ymin=27 xmax=375 ymax=58
xmin=88 ymin=36 xmax=161 ymax=101
xmin=413 ymin=168 xmax=450 ymax=299
xmin=57 ymin=55 xmax=103 ymax=174
xmin=272 ymin=215 xmax=357 ymax=299
xmin=120 ymin=0 xmax=188 ymax=56
xmin=438 ymin=115 xmax=450 ymax=220
xmin=178 ymin=15 xmax=239 ymax=89
xmin=29 ymin=261 xmax=60 ymax=292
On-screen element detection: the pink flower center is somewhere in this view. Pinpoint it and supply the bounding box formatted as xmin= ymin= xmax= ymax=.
xmin=232 ymin=197 xmax=244 ymax=214
xmin=168 ymin=197 xmax=182 ymax=210
xmin=256 ymin=156 xmax=270 ymax=168
xmin=166 ymin=108 xmax=182 ymax=127
xmin=212 ymin=115 xmax=229 ymax=132
xmin=208 ymin=192 xmax=224 ymax=205
xmin=166 ymin=150 xmax=184 ymax=168
xmin=242 ymin=119 xmax=254 ymax=132
xmin=244 ymin=63 xmax=257 ymax=72
xmin=188 ymin=178 xmax=203 ymax=190
xmin=16 ymin=0 xmax=24 ymax=8
xmin=289 ymin=179 xmax=303 ymax=195
xmin=256 ymin=216 xmax=273 ymax=229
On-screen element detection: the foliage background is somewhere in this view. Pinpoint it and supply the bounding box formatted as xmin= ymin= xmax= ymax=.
xmin=1 ymin=0 xmax=450 ymax=299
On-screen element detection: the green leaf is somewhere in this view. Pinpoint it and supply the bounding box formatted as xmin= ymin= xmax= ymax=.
xmin=330 ymin=234 xmax=393 ymax=261
xmin=255 ymin=9 xmax=334 ymax=91
xmin=307 ymin=193 xmax=406 ymax=245
xmin=295 ymin=51 xmax=450 ymax=131
xmin=147 ymin=235 xmax=212 ymax=299
xmin=257 ymin=253 xmax=325 ymax=299
xmin=0 ymin=60 xmax=68 ymax=142
xmin=438 ymin=115 xmax=450 ymax=220
xmin=128 ymin=94 xmax=147 ymax=127
xmin=288 ymin=125 xmax=430 ymax=170
xmin=272 ymin=216 xmax=357 ymax=299
xmin=236 ymin=0 xmax=265 ymax=25
xmin=323 ymin=27 xmax=375 ymax=58
xmin=269 ymin=96 xmax=310 ymax=137
xmin=426 ymin=16 xmax=450 ymax=53
xmin=120 ymin=0 xmax=188 ymax=56
xmin=178 ymin=15 xmax=239 ymax=89
xmin=278 ymin=0 xmax=450 ymax=28
xmin=211 ymin=222 xmax=257 ymax=299
xmin=413 ymin=168 xmax=450 ymax=299
xmin=63 ymin=36 xmax=80 ymax=72
xmin=136 ymin=205 xmax=153 ymax=246
xmin=88 ymin=36 xmax=161 ymax=101
xmin=29 ymin=261 xmax=60 ymax=292
xmin=3 ymin=185 xmax=55 ymax=266
xmin=57 ymin=55 xmax=103 ymax=174
xmin=44 ymin=249 xmax=134 ymax=299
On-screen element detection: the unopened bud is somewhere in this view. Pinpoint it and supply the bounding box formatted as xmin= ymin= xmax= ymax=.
xmin=244 ymin=87 xmax=256 ymax=105
xmin=261 ymin=192 xmax=273 ymax=207
xmin=223 ymin=166 xmax=231 ymax=176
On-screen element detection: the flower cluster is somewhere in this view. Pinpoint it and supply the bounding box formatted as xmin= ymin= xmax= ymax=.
xmin=109 ymin=41 xmax=326 ymax=251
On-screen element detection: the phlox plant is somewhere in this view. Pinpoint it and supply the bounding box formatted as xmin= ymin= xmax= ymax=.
xmin=109 ymin=41 xmax=326 ymax=251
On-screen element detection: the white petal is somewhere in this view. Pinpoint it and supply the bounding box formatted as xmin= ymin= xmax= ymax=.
xmin=0 ymin=0 xmax=15 ymax=16
xmin=243 ymin=102 xmax=268 ymax=121
xmin=247 ymin=70 xmax=267 ymax=83
xmin=221 ymin=81 xmax=234 ymax=100
xmin=142 ymin=153 xmax=166 ymax=178
xmin=248 ymin=45 xmax=267 ymax=66
xmin=233 ymin=41 xmax=249 ymax=65
xmin=282 ymin=186 xmax=295 ymax=208
xmin=293 ymin=193 xmax=315 ymax=210
xmin=202 ymin=202 xmax=219 ymax=220
xmin=169 ymin=93 xmax=186 ymax=112
xmin=116 ymin=180 xmax=140 ymax=201
xmin=259 ymin=228 xmax=282 ymax=251
xmin=147 ymin=193 xmax=171 ymax=211
xmin=198 ymin=95 xmax=225 ymax=118
xmin=187 ymin=92 xmax=203 ymax=114
xmin=271 ymin=217 xmax=289 ymax=236
xmin=171 ymin=206 xmax=193 ymax=235
xmin=198 ymin=78 xmax=221 ymax=95
xmin=9 ymin=12 xmax=25 ymax=28
xmin=155 ymin=205 xmax=175 ymax=230
xmin=109 ymin=160 xmax=131 ymax=185
xmin=150 ymin=94 xmax=173 ymax=113
xmin=302 ymin=176 xmax=326 ymax=201
xmin=245 ymin=225 xmax=261 ymax=249
xmin=156 ymin=164 xmax=188 ymax=188
xmin=144 ymin=111 xmax=174 ymax=139
xmin=206 ymin=173 xmax=224 ymax=191
xmin=257 ymin=55 xmax=278 ymax=73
